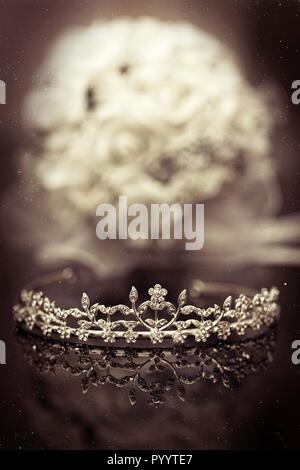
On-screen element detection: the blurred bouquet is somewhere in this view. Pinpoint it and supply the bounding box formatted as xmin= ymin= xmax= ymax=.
xmin=11 ymin=17 xmax=299 ymax=275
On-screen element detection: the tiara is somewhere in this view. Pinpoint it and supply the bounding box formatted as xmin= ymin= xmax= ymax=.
xmin=13 ymin=269 xmax=280 ymax=345
xmin=17 ymin=330 xmax=276 ymax=407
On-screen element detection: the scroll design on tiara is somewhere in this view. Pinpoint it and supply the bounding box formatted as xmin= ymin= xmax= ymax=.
xmin=17 ymin=331 xmax=276 ymax=407
xmin=13 ymin=284 xmax=280 ymax=345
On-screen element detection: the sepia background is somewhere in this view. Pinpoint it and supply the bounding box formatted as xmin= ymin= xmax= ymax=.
xmin=0 ymin=0 xmax=300 ymax=450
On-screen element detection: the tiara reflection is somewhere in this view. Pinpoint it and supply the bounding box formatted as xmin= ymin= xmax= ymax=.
xmin=17 ymin=329 xmax=276 ymax=407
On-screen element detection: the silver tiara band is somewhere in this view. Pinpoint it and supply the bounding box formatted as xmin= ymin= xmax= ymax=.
xmin=13 ymin=269 xmax=280 ymax=345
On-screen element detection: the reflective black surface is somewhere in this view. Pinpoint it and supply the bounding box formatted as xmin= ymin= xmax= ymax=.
xmin=0 ymin=262 xmax=300 ymax=450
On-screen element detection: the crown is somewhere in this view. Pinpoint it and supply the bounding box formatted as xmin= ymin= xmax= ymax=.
xmin=13 ymin=275 xmax=280 ymax=345
xmin=17 ymin=330 xmax=276 ymax=407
